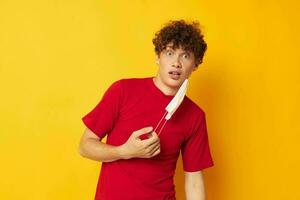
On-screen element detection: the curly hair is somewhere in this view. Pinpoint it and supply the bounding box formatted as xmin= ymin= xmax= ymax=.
xmin=152 ymin=19 xmax=207 ymax=66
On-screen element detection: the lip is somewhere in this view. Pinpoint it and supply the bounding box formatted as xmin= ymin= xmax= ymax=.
xmin=168 ymin=70 xmax=181 ymax=80
xmin=168 ymin=70 xmax=181 ymax=75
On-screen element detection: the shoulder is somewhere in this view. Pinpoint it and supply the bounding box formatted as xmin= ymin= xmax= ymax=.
xmin=183 ymin=96 xmax=206 ymax=118
xmin=115 ymin=77 xmax=150 ymax=92
xmin=181 ymin=96 xmax=207 ymax=131
xmin=182 ymin=97 xmax=208 ymax=140
xmin=108 ymin=77 xmax=149 ymax=100
xmin=107 ymin=77 xmax=143 ymax=90
xmin=117 ymin=77 xmax=149 ymax=86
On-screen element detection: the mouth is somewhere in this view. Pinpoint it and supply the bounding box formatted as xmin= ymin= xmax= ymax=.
xmin=168 ymin=70 xmax=181 ymax=80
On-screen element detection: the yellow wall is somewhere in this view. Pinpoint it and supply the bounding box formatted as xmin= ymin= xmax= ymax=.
xmin=1 ymin=0 xmax=299 ymax=199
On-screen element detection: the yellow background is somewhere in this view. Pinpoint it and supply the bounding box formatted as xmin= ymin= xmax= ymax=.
xmin=1 ymin=0 xmax=299 ymax=199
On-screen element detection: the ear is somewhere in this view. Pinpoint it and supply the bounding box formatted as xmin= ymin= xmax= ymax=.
xmin=155 ymin=55 xmax=160 ymax=65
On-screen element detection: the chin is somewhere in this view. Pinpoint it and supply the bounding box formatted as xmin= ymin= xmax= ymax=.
xmin=164 ymin=78 xmax=183 ymax=88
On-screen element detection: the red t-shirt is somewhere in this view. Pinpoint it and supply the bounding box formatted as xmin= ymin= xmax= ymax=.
xmin=82 ymin=76 xmax=214 ymax=200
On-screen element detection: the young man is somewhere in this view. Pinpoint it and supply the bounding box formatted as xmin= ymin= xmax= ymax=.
xmin=79 ymin=20 xmax=214 ymax=200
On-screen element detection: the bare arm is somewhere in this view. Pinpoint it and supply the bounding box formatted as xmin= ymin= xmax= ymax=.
xmin=78 ymin=127 xmax=161 ymax=163
xmin=78 ymin=128 xmax=124 ymax=162
xmin=185 ymin=171 xmax=206 ymax=200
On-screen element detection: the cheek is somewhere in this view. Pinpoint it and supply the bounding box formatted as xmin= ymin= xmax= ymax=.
xmin=185 ymin=66 xmax=196 ymax=75
xmin=159 ymin=57 xmax=167 ymax=64
xmin=159 ymin=60 xmax=169 ymax=70
xmin=160 ymin=55 xmax=172 ymax=64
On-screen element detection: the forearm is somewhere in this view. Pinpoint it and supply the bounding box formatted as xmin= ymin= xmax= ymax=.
xmin=79 ymin=138 xmax=125 ymax=162
xmin=185 ymin=171 xmax=206 ymax=200
xmin=185 ymin=182 xmax=205 ymax=200
xmin=185 ymin=184 xmax=206 ymax=200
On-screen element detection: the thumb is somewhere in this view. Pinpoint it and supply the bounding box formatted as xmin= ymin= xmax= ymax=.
xmin=148 ymin=130 xmax=158 ymax=138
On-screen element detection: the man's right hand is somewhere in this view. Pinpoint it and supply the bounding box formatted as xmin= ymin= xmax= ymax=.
xmin=119 ymin=126 xmax=161 ymax=159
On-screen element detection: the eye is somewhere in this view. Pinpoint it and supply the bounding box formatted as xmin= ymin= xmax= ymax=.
xmin=166 ymin=50 xmax=173 ymax=56
xmin=183 ymin=54 xmax=190 ymax=59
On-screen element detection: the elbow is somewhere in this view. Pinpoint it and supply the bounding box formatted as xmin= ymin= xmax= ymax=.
xmin=78 ymin=140 xmax=87 ymax=158
xmin=78 ymin=147 xmax=84 ymax=157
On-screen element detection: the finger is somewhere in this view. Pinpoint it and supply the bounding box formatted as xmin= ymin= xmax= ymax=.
xmin=146 ymin=139 xmax=160 ymax=151
xmin=148 ymin=143 xmax=160 ymax=155
xmin=146 ymin=131 xmax=159 ymax=142
xmin=132 ymin=126 xmax=153 ymax=138
xmin=141 ymin=134 xmax=160 ymax=146
xmin=150 ymin=146 xmax=161 ymax=157
xmin=143 ymin=143 xmax=160 ymax=158
xmin=147 ymin=130 xmax=158 ymax=138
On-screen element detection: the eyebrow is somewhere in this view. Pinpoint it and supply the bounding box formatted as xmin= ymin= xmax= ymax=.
xmin=166 ymin=45 xmax=175 ymax=49
xmin=165 ymin=46 xmax=190 ymax=54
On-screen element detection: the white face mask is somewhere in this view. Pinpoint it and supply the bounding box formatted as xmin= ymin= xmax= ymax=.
xmin=154 ymin=79 xmax=189 ymax=136
xmin=165 ymin=78 xmax=189 ymax=120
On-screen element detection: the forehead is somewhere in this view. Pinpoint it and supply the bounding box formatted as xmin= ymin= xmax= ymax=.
xmin=165 ymin=43 xmax=191 ymax=54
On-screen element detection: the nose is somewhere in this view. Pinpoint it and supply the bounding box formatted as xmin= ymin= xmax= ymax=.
xmin=172 ymin=57 xmax=182 ymax=68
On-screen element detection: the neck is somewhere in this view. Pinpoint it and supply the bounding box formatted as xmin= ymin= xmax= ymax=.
xmin=153 ymin=75 xmax=179 ymax=96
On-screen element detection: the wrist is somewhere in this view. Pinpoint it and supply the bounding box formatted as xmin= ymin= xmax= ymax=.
xmin=117 ymin=144 xmax=130 ymax=160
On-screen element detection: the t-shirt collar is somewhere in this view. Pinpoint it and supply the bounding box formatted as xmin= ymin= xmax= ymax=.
xmin=147 ymin=76 xmax=175 ymax=100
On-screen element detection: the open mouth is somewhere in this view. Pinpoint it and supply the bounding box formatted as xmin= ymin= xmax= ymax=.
xmin=168 ymin=71 xmax=181 ymax=80
xmin=168 ymin=71 xmax=181 ymax=75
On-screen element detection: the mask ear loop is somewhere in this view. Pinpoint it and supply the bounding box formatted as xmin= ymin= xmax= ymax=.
xmin=153 ymin=111 xmax=169 ymax=137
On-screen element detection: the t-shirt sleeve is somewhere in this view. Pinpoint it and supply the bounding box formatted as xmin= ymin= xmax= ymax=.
xmin=81 ymin=80 xmax=123 ymax=139
xmin=181 ymin=112 xmax=214 ymax=172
